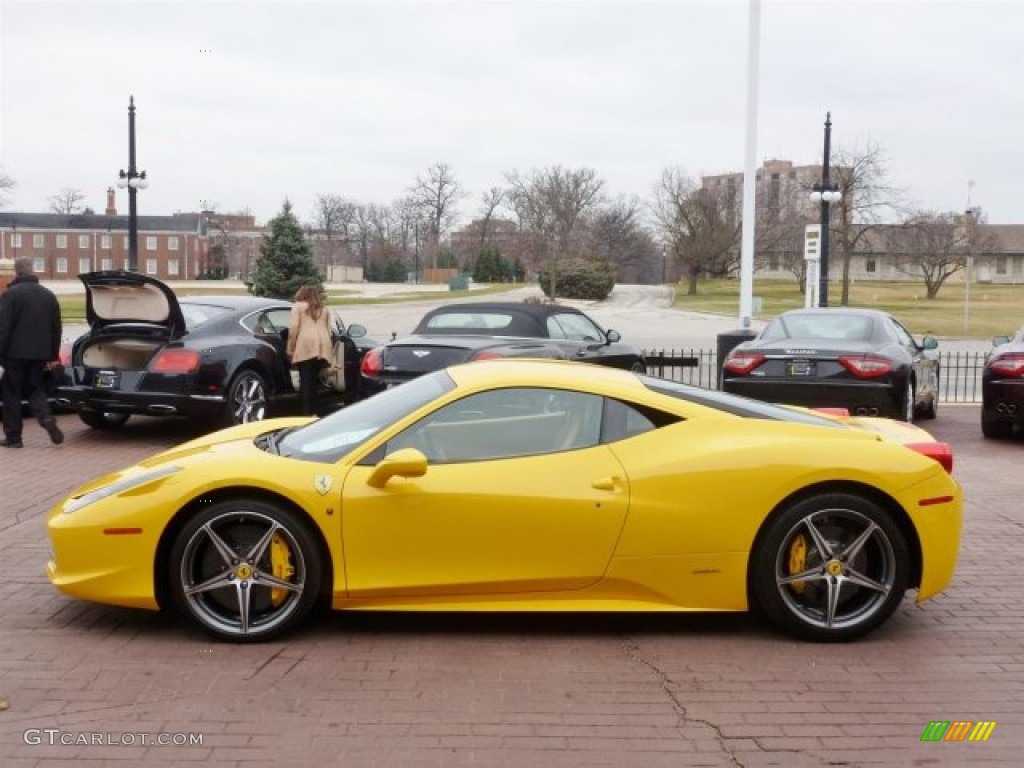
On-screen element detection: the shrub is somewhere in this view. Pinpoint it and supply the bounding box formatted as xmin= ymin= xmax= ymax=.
xmin=538 ymin=258 xmax=615 ymax=300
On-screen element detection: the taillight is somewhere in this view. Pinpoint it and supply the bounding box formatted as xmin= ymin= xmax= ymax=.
xmin=905 ymin=441 xmax=954 ymax=474
xmin=723 ymin=351 xmax=765 ymax=375
xmin=151 ymin=349 xmax=201 ymax=374
xmin=988 ymin=352 xmax=1024 ymax=377
xmin=838 ymin=355 xmax=892 ymax=378
xmin=471 ymin=350 xmax=505 ymax=361
xmin=361 ymin=348 xmax=383 ymax=376
xmin=58 ymin=343 xmax=72 ymax=366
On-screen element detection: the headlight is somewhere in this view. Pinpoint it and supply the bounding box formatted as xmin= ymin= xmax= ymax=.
xmin=64 ymin=466 xmax=182 ymax=514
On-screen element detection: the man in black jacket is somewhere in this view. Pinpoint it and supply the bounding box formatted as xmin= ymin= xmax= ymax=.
xmin=0 ymin=258 xmax=64 ymax=448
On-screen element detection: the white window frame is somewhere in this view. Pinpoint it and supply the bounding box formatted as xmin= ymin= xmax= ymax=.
xmin=56 ymin=234 xmax=68 ymax=249
xmin=100 ymin=234 xmax=111 ymax=249
xmin=79 ymin=234 xmax=90 ymax=249
xmin=32 ymin=257 xmax=45 ymax=272
xmin=168 ymin=236 xmax=180 ymax=251
xmin=11 ymin=233 xmax=22 ymax=247
xmin=56 ymin=257 xmax=68 ymax=274
xmin=123 ymin=258 xmax=131 ymax=270
xmin=145 ymin=258 xmax=158 ymax=275
xmin=33 ymin=234 xmax=45 ymax=248
xmin=167 ymin=259 xmax=180 ymax=276
xmin=146 ymin=236 xmax=158 ymax=251
xmin=79 ymin=257 xmax=91 ymax=274
xmin=101 ymin=258 xmax=113 ymax=271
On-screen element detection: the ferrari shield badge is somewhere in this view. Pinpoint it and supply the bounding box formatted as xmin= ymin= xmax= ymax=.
xmin=314 ymin=474 xmax=333 ymax=496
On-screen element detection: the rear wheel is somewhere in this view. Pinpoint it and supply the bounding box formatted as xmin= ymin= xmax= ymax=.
xmin=899 ymin=381 xmax=915 ymax=422
xmin=750 ymin=493 xmax=910 ymax=642
xmin=981 ymin=412 xmax=1013 ymax=439
xmin=223 ymin=370 xmax=268 ymax=426
xmin=79 ymin=410 xmax=130 ymax=430
xmin=168 ymin=499 xmax=322 ymax=642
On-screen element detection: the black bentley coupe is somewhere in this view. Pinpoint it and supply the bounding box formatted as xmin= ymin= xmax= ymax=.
xmin=59 ymin=272 xmax=375 ymax=430
xmin=360 ymin=301 xmax=646 ymax=388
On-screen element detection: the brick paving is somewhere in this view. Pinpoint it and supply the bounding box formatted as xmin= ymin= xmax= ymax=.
xmin=1 ymin=406 xmax=1021 ymax=767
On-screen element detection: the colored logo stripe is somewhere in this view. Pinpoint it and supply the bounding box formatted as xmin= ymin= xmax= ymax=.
xmin=921 ymin=720 xmax=996 ymax=742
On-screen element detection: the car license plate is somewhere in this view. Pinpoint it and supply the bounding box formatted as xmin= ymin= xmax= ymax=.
xmin=787 ymin=361 xmax=815 ymax=377
xmin=95 ymin=370 xmax=119 ymax=389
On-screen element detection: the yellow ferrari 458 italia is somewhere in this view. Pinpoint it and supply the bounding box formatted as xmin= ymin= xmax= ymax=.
xmin=47 ymin=360 xmax=962 ymax=643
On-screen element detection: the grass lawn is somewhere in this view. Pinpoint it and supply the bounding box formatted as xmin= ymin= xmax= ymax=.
xmin=672 ymin=279 xmax=1024 ymax=339
xmin=57 ymin=282 xmax=528 ymax=322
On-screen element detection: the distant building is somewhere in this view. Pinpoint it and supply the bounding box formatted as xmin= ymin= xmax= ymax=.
xmin=0 ymin=188 xmax=208 ymax=280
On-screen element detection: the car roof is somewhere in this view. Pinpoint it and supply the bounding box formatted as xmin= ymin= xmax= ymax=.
xmin=179 ymin=295 xmax=290 ymax=311
xmin=423 ymin=302 xmax=584 ymax=318
xmin=778 ymin=307 xmax=887 ymax=318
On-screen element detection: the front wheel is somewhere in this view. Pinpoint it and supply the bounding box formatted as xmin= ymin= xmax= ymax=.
xmin=750 ymin=493 xmax=910 ymax=642
xmin=223 ymin=370 xmax=269 ymax=426
xmin=168 ymin=499 xmax=322 ymax=642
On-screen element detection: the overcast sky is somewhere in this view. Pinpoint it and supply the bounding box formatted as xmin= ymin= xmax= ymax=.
xmin=1 ymin=0 xmax=1021 ymax=227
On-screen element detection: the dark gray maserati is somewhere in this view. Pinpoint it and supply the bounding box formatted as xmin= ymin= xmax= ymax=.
xmin=359 ymin=301 xmax=646 ymax=388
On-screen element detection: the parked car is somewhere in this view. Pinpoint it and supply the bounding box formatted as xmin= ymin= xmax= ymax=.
xmin=360 ymin=301 xmax=645 ymax=387
xmin=46 ymin=359 xmax=960 ymax=643
xmin=58 ymin=271 xmax=375 ymax=430
xmin=981 ymin=326 xmax=1024 ymax=438
xmin=722 ymin=307 xmax=940 ymax=421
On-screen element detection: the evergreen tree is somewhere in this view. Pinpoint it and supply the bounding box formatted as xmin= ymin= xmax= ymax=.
xmin=250 ymin=201 xmax=322 ymax=299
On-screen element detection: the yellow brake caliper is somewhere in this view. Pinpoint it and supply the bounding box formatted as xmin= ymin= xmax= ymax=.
xmin=788 ymin=534 xmax=808 ymax=595
xmin=269 ymin=533 xmax=295 ymax=607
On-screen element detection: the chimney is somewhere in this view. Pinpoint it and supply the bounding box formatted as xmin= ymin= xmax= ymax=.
xmin=105 ymin=187 xmax=117 ymax=216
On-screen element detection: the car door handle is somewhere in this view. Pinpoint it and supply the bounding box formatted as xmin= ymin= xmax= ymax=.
xmin=591 ymin=476 xmax=621 ymax=491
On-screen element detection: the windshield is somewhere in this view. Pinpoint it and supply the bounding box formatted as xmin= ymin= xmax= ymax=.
xmin=640 ymin=375 xmax=843 ymax=427
xmin=277 ymin=370 xmax=456 ymax=462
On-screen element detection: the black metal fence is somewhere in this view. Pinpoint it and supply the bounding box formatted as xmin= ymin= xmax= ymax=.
xmin=641 ymin=349 xmax=987 ymax=403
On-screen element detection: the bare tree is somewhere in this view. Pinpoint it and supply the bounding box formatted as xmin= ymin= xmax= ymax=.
xmin=0 ymin=168 xmax=13 ymax=207
xmin=587 ymin=197 xmax=659 ymax=284
xmin=48 ymin=187 xmax=87 ymax=215
xmin=652 ymin=168 xmax=738 ymax=295
xmin=313 ymin=193 xmax=357 ymax=275
xmin=477 ymin=187 xmax=505 ymax=247
xmin=505 ymin=166 xmax=604 ymax=298
xmin=888 ymin=209 xmax=998 ymax=299
xmin=408 ymin=162 xmax=464 ymax=270
xmin=829 ymin=142 xmax=903 ymax=305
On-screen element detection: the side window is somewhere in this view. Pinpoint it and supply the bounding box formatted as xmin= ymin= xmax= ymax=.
xmin=387 ymin=387 xmax=603 ymax=462
xmin=601 ymin=398 xmax=682 ymax=443
xmin=886 ymin=317 xmax=915 ymax=347
xmin=549 ymin=313 xmax=603 ymax=342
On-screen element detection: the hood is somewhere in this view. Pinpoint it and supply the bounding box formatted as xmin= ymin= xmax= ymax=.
xmin=78 ymin=270 xmax=186 ymax=336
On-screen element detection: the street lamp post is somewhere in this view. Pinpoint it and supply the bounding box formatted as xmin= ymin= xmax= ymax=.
xmin=117 ymin=96 xmax=148 ymax=272
xmin=809 ymin=112 xmax=841 ymax=307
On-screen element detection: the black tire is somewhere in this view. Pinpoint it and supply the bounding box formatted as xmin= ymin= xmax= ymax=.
xmin=750 ymin=492 xmax=910 ymax=642
xmin=629 ymin=360 xmax=647 ymax=374
xmin=918 ymin=390 xmax=938 ymax=420
xmin=168 ymin=498 xmax=322 ymax=642
xmin=981 ymin=413 xmax=1013 ymax=439
xmin=79 ymin=410 xmax=131 ymax=430
xmin=223 ymin=369 xmax=269 ymax=426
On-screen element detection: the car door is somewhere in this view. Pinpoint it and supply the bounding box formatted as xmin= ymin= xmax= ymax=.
xmin=887 ymin=316 xmax=938 ymax=404
xmin=340 ymin=387 xmax=630 ymax=597
xmin=245 ymin=307 xmax=294 ymax=387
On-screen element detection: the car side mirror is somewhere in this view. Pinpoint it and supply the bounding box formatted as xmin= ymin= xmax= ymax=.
xmin=921 ymin=335 xmax=938 ymax=350
xmin=605 ymin=329 xmax=621 ymax=344
xmin=992 ymin=335 xmax=1011 ymax=347
xmin=346 ymin=324 xmax=367 ymax=339
xmin=367 ymin=448 xmax=428 ymax=488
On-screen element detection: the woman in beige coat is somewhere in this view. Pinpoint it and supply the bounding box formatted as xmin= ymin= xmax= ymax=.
xmin=286 ymin=285 xmax=336 ymax=416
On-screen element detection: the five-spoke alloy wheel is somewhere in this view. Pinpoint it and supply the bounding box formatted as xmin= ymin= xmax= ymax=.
xmin=751 ymin=493 xmax=910 ymax=642
xmin=224 ymin=370 xmax=269 ymax=426
xmin=169 ymin=500 xmax=322 ymax=642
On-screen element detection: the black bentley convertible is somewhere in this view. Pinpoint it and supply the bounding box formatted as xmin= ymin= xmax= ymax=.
xmin=360 ymin=301 xmax=646 ymax=388
xmin=59 ymin=272 xmax=375 ymax=429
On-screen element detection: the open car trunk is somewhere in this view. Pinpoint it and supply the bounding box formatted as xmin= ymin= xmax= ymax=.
xmin=80 ymin=337 xmax=164 ymax=370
